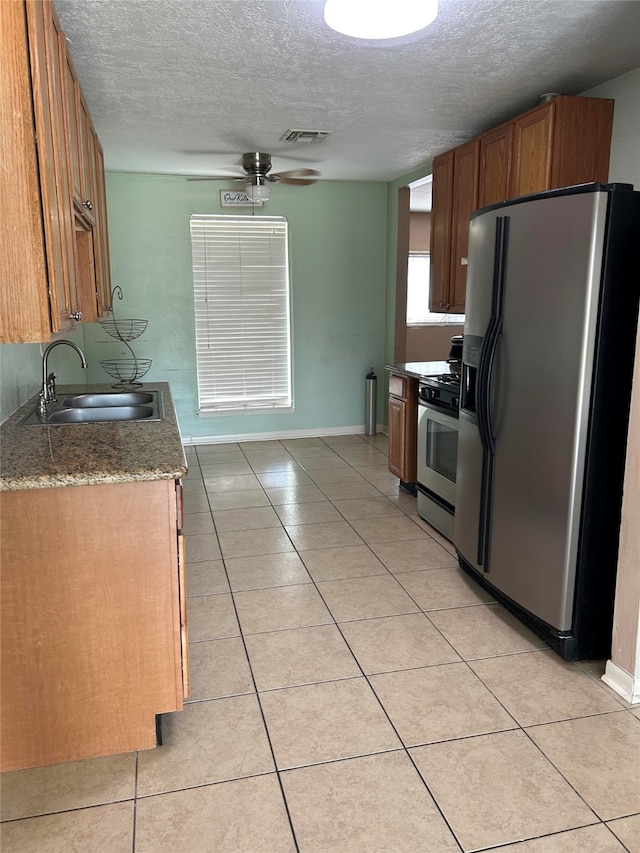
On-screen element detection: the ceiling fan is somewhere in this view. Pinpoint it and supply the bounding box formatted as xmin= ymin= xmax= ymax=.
xmin=187 ymin=152 xmax=319 ymax=200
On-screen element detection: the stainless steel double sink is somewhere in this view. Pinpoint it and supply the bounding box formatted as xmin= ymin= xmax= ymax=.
xmin=21 ymin=390 xmax=164 ymax=426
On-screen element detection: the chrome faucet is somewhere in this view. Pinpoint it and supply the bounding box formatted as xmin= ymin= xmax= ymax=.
xmin=38 ymin=340 xmax=88 ymax=415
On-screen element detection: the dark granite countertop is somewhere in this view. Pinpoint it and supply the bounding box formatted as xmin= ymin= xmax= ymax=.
xmin=385 ymin=361 xmax=456 ymax=379
xmin=0 ymin=382 xmax=188 ymax=491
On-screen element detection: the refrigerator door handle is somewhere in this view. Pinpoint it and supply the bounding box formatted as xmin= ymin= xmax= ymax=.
xmin=476 ymin=216 xmax=510 ymax=568
xmin=478 ymin=216 xmax=509 ymax=451
xmin=484 ymin=216 xmax=509 ymax=446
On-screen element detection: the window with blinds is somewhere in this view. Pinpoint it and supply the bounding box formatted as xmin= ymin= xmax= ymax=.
xmin=190 ymin=215 xmax=293 ymax=414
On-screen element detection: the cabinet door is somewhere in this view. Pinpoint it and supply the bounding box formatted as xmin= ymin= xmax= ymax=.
xmin=429 ymin=151 xmax=454 ymax=312
xmin=74 ymin=214 xmax=97 ymax=322
xmin=511 ymin=103 xmax=554 ymax=198
xmin=1 ymin=0 xmax=51 ymax=342
xmin=388 ymin=396 xmax=407 ymax=479
xmin=33 ymin=0 xmax=80 ymax=333
xmin=550 ymin=95 xmax=614 ymax=189
xmin=76 ymin=89 xmax=96 ymax=224
xmin=75 ymin=97 xmax=101 ymax=322
xmin=479 ymin=123 xmax=513 ymax=207
xmin=61 ymin=41 xmax=83 ymax=206
xmin=449 ymin=139 xmax=480 ymax=313
xmin=93 ymin=134 xmax=113 ymax=313
xmin=1 ymin=480 xmax=184 ymax=771
xmin=388 ymin=375 xmax=418 ymax=483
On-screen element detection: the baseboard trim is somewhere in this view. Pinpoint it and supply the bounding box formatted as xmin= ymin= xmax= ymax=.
xmin=602 ymin=659 xmax=640 ymax=704
xmin=183 ymin=423 xmax=385 ymax=446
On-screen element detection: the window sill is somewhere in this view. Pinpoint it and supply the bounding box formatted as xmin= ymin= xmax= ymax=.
xmin=407 ymin=320 xmax=465 ymax=328
xmin=197 ymin=406 xmax=295 ymax=417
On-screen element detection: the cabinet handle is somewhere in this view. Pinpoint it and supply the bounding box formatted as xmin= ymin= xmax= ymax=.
xmin=83 ymin=199 xmax=93 ymax=211
xmin=69 ymin=311 xmax=83 ymax=321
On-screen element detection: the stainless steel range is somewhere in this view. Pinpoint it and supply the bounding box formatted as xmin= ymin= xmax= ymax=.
xmin=416 ymin=366 xmax=461 ymax=541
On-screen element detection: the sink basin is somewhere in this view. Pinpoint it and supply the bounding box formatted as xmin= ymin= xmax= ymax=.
xmin=62 ymin=392 xmax=154 ymax=408
xmin=19 ymin=389 xmax=164 ymax=426
xmin=48 ymin=406 xmax=155 ymax=423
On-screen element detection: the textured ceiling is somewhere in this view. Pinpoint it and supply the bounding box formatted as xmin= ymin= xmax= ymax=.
xmin=54 ymin=0 xmax=640 ymax=183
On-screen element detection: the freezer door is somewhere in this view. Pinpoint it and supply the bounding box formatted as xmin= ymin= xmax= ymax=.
xmin=454 ymin=209 xmax=506 ymax=572
xmin=485 ymin=190 xmax=608 ymax=631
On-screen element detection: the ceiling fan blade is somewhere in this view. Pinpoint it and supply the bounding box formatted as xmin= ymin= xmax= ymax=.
xmin=275 ymin=176 xmax=318 ymax=186
xmin=272 ymin=168 xmax=320 ymax=180
xmin=186 ymin=176 xmax=246 ymax=182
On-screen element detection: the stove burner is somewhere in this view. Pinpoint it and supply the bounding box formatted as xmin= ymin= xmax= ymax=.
xmin=437 ymin=372 xmax=460 ymax=384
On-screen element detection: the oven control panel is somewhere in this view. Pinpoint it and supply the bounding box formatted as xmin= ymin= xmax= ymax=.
xmin=419 ymin=376 xmax=460 ymax=416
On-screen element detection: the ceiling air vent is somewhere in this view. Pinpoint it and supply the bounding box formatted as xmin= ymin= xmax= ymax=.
xmin=280 ymin=129 xmax=333 ymax=143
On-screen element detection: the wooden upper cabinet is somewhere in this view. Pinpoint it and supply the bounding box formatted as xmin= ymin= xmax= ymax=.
xmin=40 ymin=0 xmax=80 ymax=332
xmin=449 ymin=139 xmax=480 ymax=313
xmin=429 ymin=94 xmax=614 ymax=316
xmin=549 ymin=95 xmax=614 ymax=188
xmin=1 ymin=0 xmax=112 ymax=342
xmin=92 ymin=132 xmax=113 ymax=314
xmin=76 ymin=89 xmax=96 ymax=224
xmin=0 ymin=0 xmax=50 ymax=342
xmin=479 ymin=122 xmax=514 ymax=208
xmin=511 ymin=102 xmax=555 ymax=197
xmin=429 ymin=150 xmax=454 ymax=312
xmin=62 ymin=46 xmax=95 ymax=225
xmin=430 ymin=140 xmax=480 ymax=313
xmin=61 ymin=40 xmax=82 ymax=203
xmin=0 ymin=0 xmax=80 ymax=341
xmin=511 ymin=95 xmax=614 ymax=198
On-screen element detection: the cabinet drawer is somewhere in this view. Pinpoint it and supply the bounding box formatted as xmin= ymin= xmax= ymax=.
xmin=389 ymin=373 xmax=408 ymax=400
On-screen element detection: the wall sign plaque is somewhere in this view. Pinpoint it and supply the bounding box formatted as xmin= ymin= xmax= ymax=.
xmin=219 ymin=190 xmax=264 ymax=208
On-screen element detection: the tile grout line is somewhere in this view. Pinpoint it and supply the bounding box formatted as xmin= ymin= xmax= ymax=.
xmin=2 ymin=441 xmax=626 ymax=845
xmin=242 ymin=438 xmax=631 ymax=845
xmin=220 ymin=436 xmax=465 ymax=850
xmin=131 ymin=751 xmax=139 ymax=853
xmin=186 ymin=437 xmax=628 ymax=849
xmin=210 ymin=440 xmax=304 ymax=852
xmin=247 ymin=435 xmax=467 ymax=852
xmin=160 ymin=444 xmax=303 ymax=850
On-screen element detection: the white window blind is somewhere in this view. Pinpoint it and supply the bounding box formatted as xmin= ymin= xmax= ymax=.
xmin=190 ymin=214 xmax=292 ymax=413
xmin=406 ymin=252 xmax=465 ymax=325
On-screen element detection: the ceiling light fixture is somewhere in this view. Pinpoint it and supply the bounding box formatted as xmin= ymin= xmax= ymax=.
xmin=323 ymin=0 xmax=438 ymax=40
xmin=244 ymin=179 xmax=271 ymax=202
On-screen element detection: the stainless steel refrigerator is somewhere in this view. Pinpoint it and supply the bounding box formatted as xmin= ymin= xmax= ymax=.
xmin=455 ymin=183 xmax=640 ymax=660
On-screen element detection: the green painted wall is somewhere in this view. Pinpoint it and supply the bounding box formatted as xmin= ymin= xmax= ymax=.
xmin=0 ymin=332 xmax=87 ymax=424
xmin=0 ymin=344 xmax=42 ymax=423
xmin=3 ymin=69 xmax=636 ymax=433
xmin=81 ymin=175 xmax=388 ymax=441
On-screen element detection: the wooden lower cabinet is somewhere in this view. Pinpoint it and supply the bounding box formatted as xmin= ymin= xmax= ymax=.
xmin=388 ymin=373 xmax=418 ymax=484
xmin=0 ymin=478 xmax=187 ymax=772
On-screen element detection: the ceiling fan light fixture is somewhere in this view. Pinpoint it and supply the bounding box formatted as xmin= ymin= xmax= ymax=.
xmin=323 ymin=0 xmax=438 ymax=40
xmin=244 ymin=180 xmax=271 ymax=202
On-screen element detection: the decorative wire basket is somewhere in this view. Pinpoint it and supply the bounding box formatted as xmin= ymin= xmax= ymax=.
xmin=99 ymin=318 xmax=148 ymax=341
xmin=100 ymin=358 xmax=152 ymax=386
xmin=100 ymin=286 xmax=152 ymax=386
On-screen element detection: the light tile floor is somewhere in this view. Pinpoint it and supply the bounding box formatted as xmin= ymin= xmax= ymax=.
xmin=2 ymin=433 xmax=640 ymax=852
